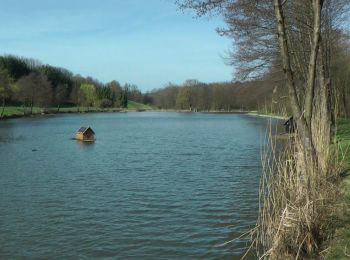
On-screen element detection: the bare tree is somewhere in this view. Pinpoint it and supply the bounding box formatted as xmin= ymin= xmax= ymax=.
xmin=16 ymin=73 xmax=52 ymax=114
xmin=55 ymin=84 xmax=69 ymax=112
xmin=176 ymin=86 xmax=191 ymax=110
xmin=177 ymin=0 xmax=350 ymax=257
xmin=177 ymin=0 xmax=349 ymax=163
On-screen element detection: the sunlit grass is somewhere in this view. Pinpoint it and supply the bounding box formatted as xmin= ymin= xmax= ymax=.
xmin=327 ymin=119 xmax=350 ymax=259
xmin=335 ymin=119 xmax=350 ymax=160
xmin=127 ymin=100 xmax=153 ymax=110
xmin=1 ymin=106 xmax=42 ymax=116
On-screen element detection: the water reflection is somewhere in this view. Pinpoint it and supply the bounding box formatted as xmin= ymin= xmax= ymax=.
xmin=75 ymin=139 xmax=95 ymax=149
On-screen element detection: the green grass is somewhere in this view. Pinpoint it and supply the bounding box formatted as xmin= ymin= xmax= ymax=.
xmin=127 ymin=100 xmax=153 ymax=110
xmin=327 ymin=119 xmax=350 ymax=259
xmin=335 ymin=119 xmax=350 ymax=165
xmin=0 ymin=106 xmax=115 ymax=117
xmin=1 ymin=106 xmax=43 ymax=116
xmin=0 ymin=101 xmax=153 ymax=118
xmin=56 ymin=106 xmax=121 ymax=113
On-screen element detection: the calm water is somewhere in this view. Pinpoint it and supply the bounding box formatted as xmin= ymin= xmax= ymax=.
xmin=0 ymin=112 xmax=279 ymax=259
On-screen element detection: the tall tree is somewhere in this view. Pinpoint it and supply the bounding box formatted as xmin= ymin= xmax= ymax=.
xmin=16 ymin=73 xmax=52 ymax=114
xmin=176 ymin=0 xmax=350 ymax=257
xmin=55 ymin=84 xmax=69 ymax=112
xmin=176 ymin=86 xmax=191 ymax=110
xmin=177 ymin=0 xmax=349 ymax=166
xmin=0 ymin=68 xmax=12 ymax=118
xmin=107 ymin=80 xmax=122 ymax=107
xmin=79 ymin=83 xmax=97 ymax=110
xmin=0 ymin=55 xmax=30 ymax=81
xmin=119 ymin=86 xmax=128 ymax=108
xmin=331 ymin=32 xmax=350 ymax=117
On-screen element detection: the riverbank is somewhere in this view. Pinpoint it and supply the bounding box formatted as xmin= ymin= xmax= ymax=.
xmin=246 ymin=111 xmax=288 ymax=120
xmin=0 ymin=101 xmax=153 ymax=120
xmin=0 ymin=106 xmax=129 ymax=120
xmin=1 ymin=105 xmax=289 ymax=121
xmin=149 ymin=109 xmax=288 ymax=120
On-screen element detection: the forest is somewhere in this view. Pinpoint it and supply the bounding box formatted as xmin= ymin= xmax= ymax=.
xmin=0 ymin=54 xmax=284 ymax=116
xmin=0 ymin=55 xmax=147 ymax=116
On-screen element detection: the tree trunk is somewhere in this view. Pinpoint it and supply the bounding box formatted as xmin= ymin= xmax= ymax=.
xmin=304 ymin=0 xmax=322 ymax=126
xmin=273 ymin=0 xmax=313 ymax=143
xmin=23 ymin=102 xmax=26 ymax=116
xmin=343 ymin=77 xmax=350 ymax=118
xmin=311 ymin=40 xmax=331 ymax=175
xmin=1 ymin=97 xmax=5 ymax=118
xmin=30 ymin=99 xmax=33 ymax=115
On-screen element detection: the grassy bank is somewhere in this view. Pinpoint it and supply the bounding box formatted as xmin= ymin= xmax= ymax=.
xmin=0 ymin=106 xmax=123 ymax=119
xmin=0 ymin=101 xmax=153 ymax=119
xmin=0 ymin=106 xmax=287 ymax=119
xmin=126 ymin=101 xmax=153 ymax=110
xmin=327 ymin=119 xmax=350 ymax=259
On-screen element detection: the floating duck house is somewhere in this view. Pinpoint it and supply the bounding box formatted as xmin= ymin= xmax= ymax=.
xmin=75 ymin=127 xmax=95 ymax=141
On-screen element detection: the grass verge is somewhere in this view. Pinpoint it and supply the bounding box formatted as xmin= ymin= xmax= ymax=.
xmin=327 ymin=119 xmax=350 ymax=259
xmin=127 ymin=101 xmax=153 ymax=110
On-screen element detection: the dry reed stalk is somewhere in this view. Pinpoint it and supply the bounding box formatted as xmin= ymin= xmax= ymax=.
xmin=253 ymin=118 xmax=340 ymax=259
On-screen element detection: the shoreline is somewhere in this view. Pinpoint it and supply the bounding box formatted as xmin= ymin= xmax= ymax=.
xmin=0 ymin=107 xmax=156 ymax=121
xmin=0 ymin=107 xmax=288 ymax=121
xmin=147 ymin=109 xmax=288 ymax=119
xmin=246 ymin=111 xmax=287 ymax=120
xmin=0 ymin=109 xmax=124 ymax=121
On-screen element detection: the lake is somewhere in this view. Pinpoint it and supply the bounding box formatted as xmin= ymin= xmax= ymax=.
xmin=0 ymin=112 xmax=280 ymax=259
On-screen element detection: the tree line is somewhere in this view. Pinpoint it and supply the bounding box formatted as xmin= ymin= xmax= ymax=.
xmin=147 ymin=77 xmax=288 ymax=113
xmin=147 ymin=30 xmax=350 ymax=117
xmin=0 ymin=55 xmax=146 ymax=116
xmin=173 ymin=0 xmax=350 ymax=118
xmin=147 ymin=20 xmax=349 ymax=116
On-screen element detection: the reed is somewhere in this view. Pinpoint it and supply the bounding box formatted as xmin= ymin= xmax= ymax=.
xmin=253 ymin=117 xmax=342 ymax=259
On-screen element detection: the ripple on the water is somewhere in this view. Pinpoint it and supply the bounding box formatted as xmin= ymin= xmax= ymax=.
xmin=0 ymin=112 xmax=279 ymax=259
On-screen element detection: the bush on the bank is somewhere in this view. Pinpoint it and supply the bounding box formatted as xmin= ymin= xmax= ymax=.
xmin=98 ymin=98 xmax=113 ymax=108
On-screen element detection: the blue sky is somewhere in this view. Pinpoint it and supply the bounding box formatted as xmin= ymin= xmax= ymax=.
xmin=0 ymin=0 xmax=233 ymax=90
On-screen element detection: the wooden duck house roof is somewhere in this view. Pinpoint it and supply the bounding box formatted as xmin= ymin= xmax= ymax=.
xmin=76 ymin=126 xmax=95 ymax=134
